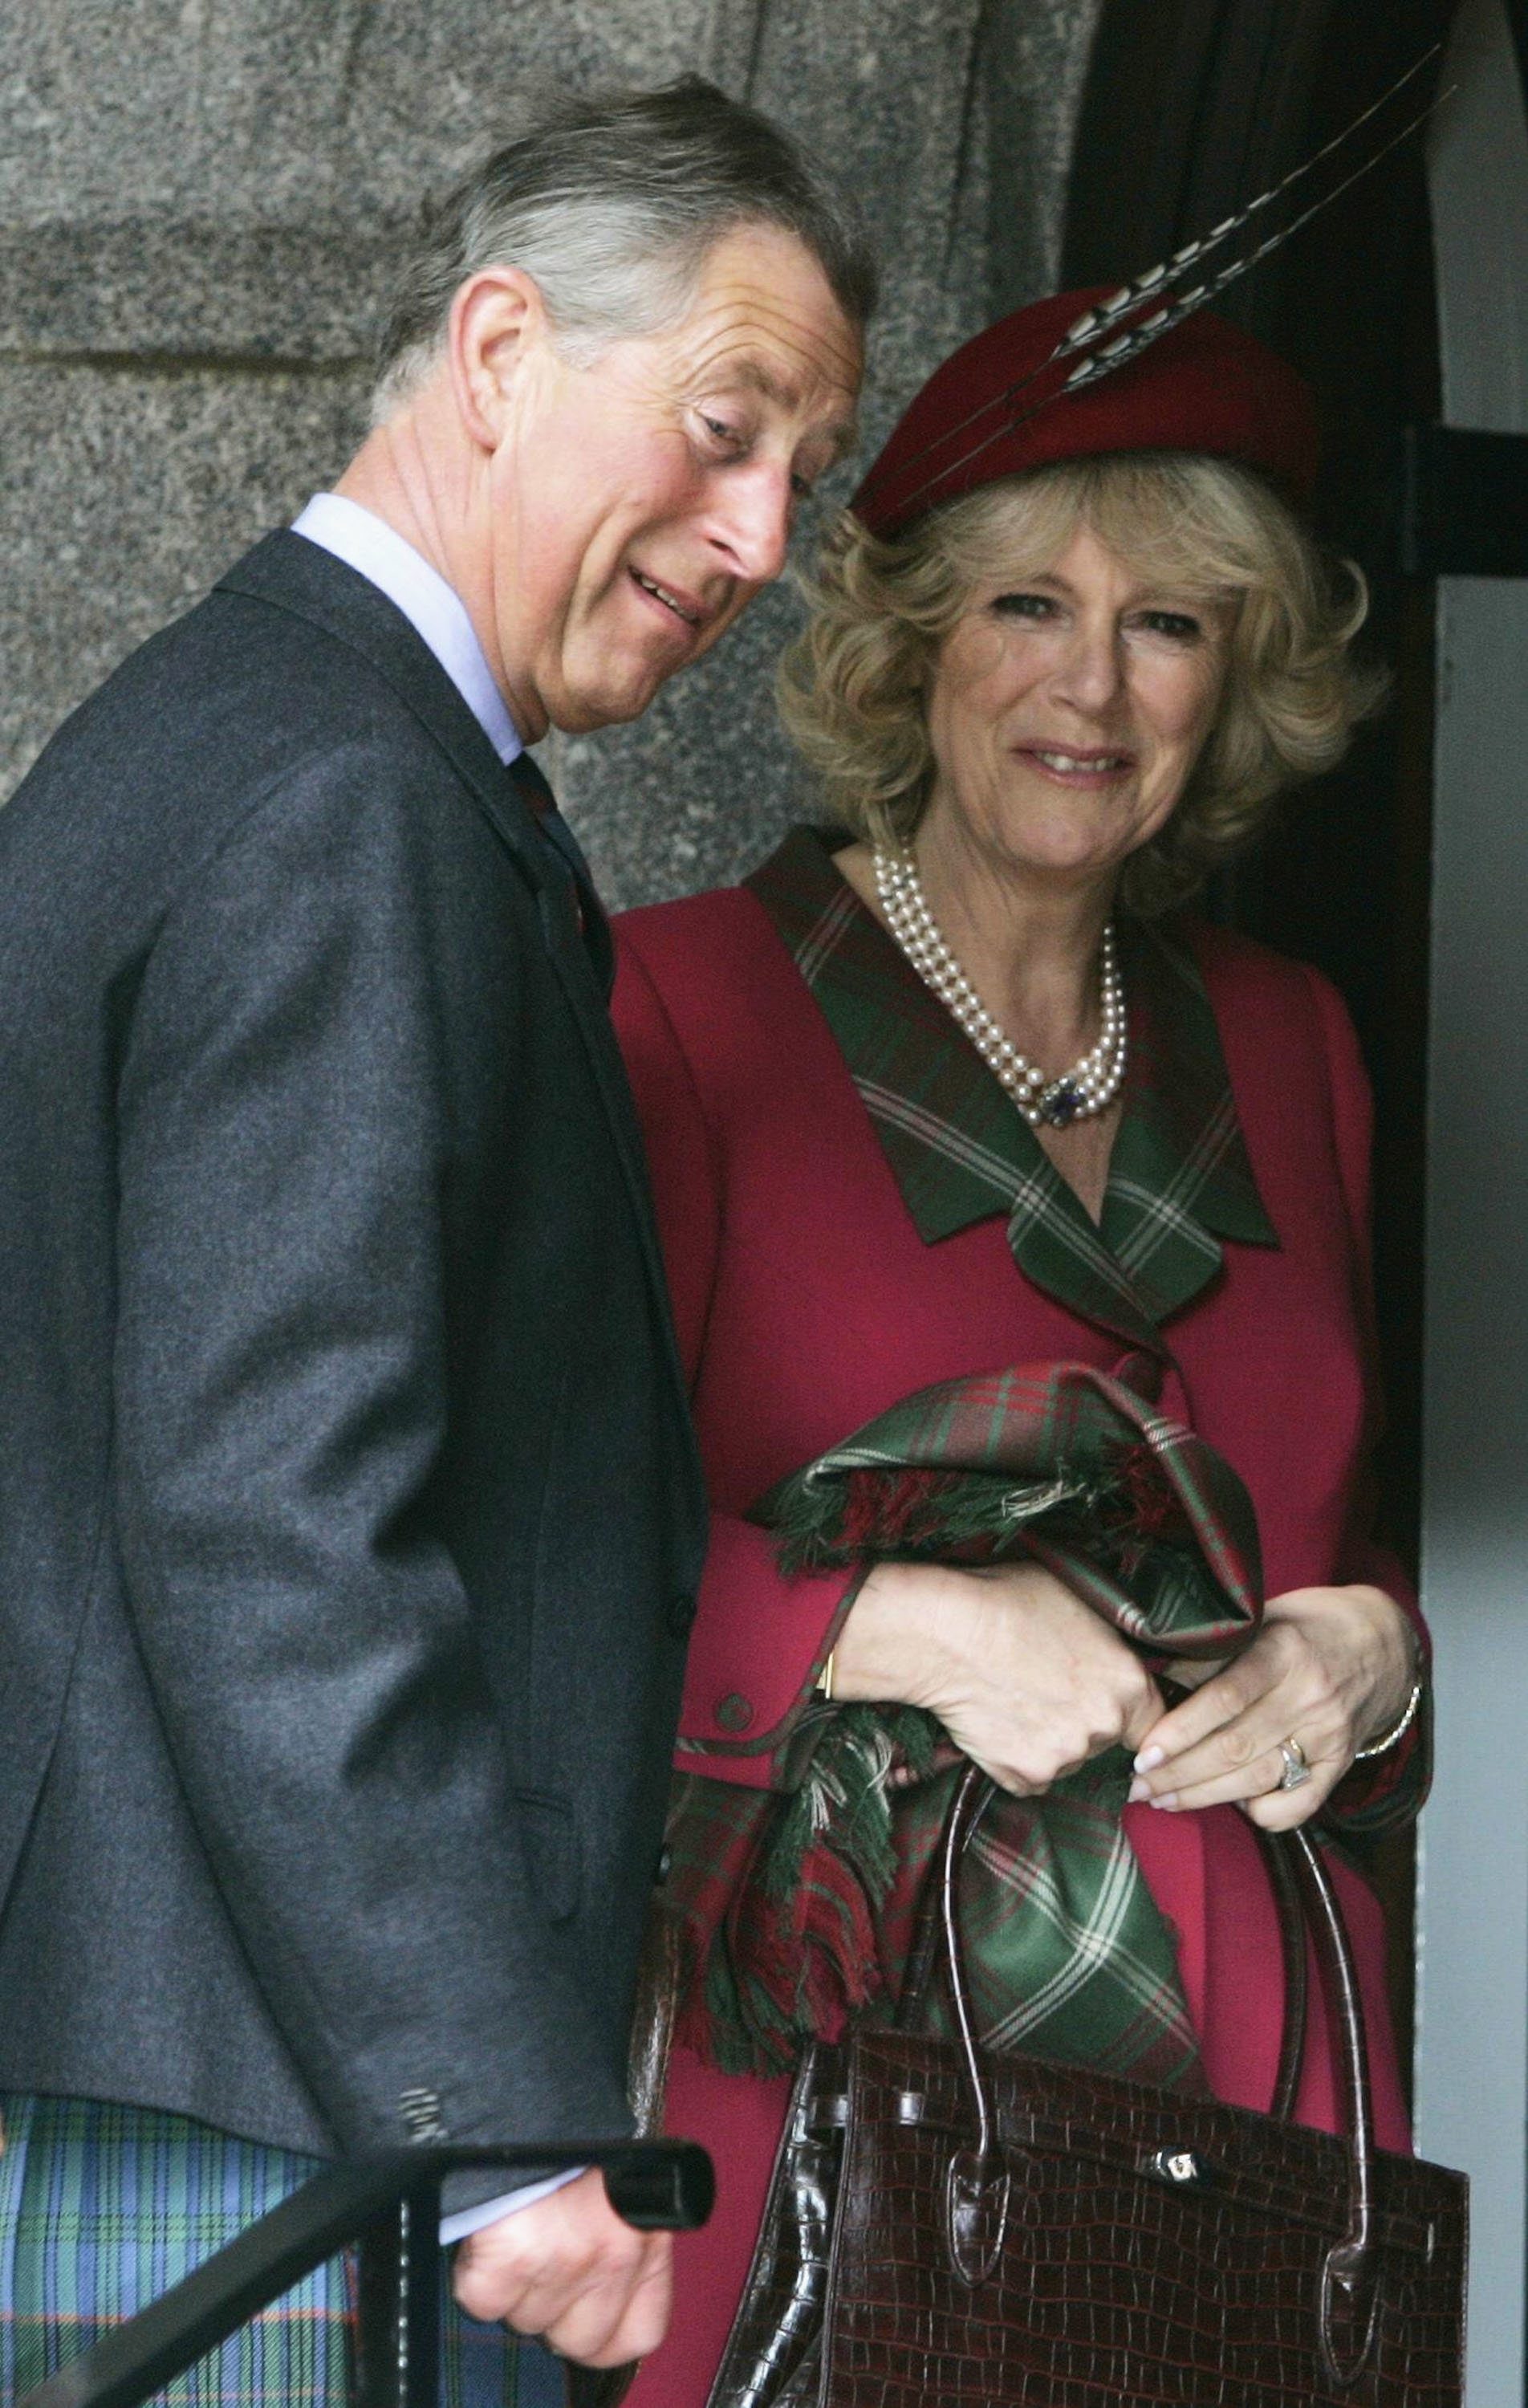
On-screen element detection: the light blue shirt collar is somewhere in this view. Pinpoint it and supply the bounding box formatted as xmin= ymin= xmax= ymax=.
xmin=291 ymin=492 xmax=523 ymax=767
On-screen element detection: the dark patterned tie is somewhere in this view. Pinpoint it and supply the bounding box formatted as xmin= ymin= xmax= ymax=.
xmin=506 ymin=750 xmax=614 ymax=998
xmin=506 ymin=746 xmax=556 ymax=820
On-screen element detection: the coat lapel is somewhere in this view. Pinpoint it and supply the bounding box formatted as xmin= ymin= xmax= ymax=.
xmin=1099 ymin=919 xmax=1278 ymax=1324
xmin=215 ymin=534 xmax=682 ymax=1389
xmin=748 ymin=829 xmax=1276 ymax=1357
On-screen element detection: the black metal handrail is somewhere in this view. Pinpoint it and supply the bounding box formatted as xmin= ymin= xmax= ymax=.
xmin=14 ymin=2138 xmax=713 ymax=2408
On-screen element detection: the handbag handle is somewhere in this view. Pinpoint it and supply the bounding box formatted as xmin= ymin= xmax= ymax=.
xmin=1286 ymin=1823 xmax=1380 ymax=2386
xmin=1258 ymin=1820 xmax=1309 ymax=2122
xmin=937 ymin=1766 xmax=1012 ymax=2283
xmin=938 ymin=1765 xmax=1380 ymax=2382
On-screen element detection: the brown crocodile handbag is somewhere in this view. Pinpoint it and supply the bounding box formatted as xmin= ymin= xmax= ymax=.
xmin=705 ymin=1765 xmax=1467 ymax=2406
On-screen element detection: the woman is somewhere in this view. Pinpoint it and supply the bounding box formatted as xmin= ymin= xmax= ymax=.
xmin=611 ymin=292 xmax=1427 ymax=2407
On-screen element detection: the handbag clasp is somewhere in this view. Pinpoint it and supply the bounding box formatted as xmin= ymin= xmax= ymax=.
xmin=1144 ymin=2145 xmax=1217 ymax=2188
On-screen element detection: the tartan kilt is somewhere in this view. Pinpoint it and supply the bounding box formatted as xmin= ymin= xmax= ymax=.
xmin=0 ymin=2093 xmax=563 ymax=2408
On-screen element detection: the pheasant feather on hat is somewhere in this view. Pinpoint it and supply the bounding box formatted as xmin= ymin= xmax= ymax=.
xmin=852 ymin=48 xmax=1443 ymax=539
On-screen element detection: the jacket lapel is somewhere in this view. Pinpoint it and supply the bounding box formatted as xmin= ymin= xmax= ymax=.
xmin=748 ymin=829 xmax=1276 ymax=1357
xmin=215 ymin=534 xmax=683 ymax=1394
xmin=1099 ymin=919 xmax=1278 ymax=1324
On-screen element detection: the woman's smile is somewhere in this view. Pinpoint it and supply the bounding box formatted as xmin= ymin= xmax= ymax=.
xmin=1011 ymin=741 xmax=1138 ymax=787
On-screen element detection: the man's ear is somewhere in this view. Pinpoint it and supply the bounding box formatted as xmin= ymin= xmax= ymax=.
xmin=449 ymin=266 xmax=551 ymax=451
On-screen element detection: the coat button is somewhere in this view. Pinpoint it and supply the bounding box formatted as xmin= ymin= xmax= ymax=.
xmin=654 ymin=1844 xmax=673 ymax=1885
xmin=715 ymin=1692 xmax=754 ymax=1733
xmin=665 ymin=1590 xmax=697 ymax=1639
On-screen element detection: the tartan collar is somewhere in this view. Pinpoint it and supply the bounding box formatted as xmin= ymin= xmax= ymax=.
xmin=746 ymin=826 xmax=1276 ymax=1352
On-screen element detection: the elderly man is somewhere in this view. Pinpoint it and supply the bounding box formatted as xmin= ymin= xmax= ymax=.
xmin=0 ymin=76 xmax=869 ymax=2402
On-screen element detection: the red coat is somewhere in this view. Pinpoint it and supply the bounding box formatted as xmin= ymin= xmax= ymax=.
xmin=613 ymin=832 xmax=1421 ymax=2406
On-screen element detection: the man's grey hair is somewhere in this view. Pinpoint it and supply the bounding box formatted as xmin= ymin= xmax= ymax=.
xmin=372 ymin=76 xmax=878 ymax=422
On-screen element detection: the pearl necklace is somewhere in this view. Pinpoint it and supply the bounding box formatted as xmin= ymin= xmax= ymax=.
xmin=872 ymin=848 xmax=1127 ymax=1129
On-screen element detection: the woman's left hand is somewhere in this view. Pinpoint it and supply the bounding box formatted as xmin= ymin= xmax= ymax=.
xmin=1126 ymin=1584 xmax=1418 ymax=1830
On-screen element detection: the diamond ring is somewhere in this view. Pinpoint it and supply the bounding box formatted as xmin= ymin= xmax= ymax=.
xmin=1277 ymin=1738 xmax=1312 ymax=1792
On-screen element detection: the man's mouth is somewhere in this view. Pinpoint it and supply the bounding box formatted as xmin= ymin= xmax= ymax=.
xmin=629 ymin=567 xmax=704 ymax=628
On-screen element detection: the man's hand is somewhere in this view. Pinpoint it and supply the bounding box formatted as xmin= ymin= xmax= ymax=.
xmin=450 ymin=2167 xmax=673 ymax=2367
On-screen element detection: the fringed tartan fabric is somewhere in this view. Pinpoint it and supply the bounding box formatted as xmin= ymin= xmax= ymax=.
xmin=0 ymin=2093 xmax=559 ymax=2408
xmin=758 ymin=1358 xmax=1263 ymax=1648
xmin=666 ymin=1358 xmax=1264 ymax=2085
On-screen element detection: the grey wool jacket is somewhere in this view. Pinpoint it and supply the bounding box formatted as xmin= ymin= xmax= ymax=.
xmin=0 ymin=530 xmax=705 ymax=2165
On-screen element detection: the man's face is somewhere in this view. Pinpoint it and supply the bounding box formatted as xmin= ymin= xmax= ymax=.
xmin=482 ymin=224 xmax=863 ymax=738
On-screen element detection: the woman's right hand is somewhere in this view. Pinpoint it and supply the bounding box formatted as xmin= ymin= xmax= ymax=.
xmin=832 ymin=1557 xmax=1165 ymax=1795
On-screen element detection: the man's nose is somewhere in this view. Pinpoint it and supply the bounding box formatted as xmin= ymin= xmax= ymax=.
xmin=706 ymin=462 xmax=793 ymax=585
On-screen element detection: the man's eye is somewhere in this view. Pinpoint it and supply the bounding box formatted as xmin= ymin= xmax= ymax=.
xmin=700 ymin=414 xmax=745 ymax=449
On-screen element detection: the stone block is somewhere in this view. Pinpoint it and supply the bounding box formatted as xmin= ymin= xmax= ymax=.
xmin=0 ymin=0 xmax=717 ymax=358
xmin=0 ymin=360 xmax=367 ymax=794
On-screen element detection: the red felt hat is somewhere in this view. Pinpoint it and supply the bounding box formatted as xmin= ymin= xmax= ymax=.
xmin=851 ymin=287 xmax=1320 ymax=539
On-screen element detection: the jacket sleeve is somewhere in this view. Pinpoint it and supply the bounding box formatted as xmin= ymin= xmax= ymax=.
xmin=113 ymin=750 xmax=633 ymax=2156
xmin=614 ymin=929 xmax=853 ymax=1791
xmin=1301 ymin=963 xmax=1430 ymax=1834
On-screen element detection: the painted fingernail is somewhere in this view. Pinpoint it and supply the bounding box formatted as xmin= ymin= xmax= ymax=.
xmin=1127 ymin=1776 xmax=1150 ymax=1804
xmin=1151 ymin=1792 xmax=1179 ymax=1812
xmin=1133 ymin=1746 xmax=1165 ymax=1774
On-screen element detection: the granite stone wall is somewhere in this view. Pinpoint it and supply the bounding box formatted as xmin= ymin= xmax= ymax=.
xmin=0 ymin=0 xmax=1101 ymax=905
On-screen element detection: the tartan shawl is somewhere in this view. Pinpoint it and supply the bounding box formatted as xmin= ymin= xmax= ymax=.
xmin=668 ymin=1359 xmax=1265 ymax=2083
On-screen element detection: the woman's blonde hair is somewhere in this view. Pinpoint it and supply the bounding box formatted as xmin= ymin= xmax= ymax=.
xmin=777 ymin=453 xmax=1384 ymax=917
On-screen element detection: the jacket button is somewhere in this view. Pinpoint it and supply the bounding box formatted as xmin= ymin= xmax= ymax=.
xmin=715 ymin=1692 xmax=754 ymax=1733
xmin=665 ymin=1590 xmax=697 ymax=1638
xmin=654 ymin=1844 xmax=673 ymax=1885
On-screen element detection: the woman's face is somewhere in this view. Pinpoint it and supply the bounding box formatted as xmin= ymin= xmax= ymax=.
xmin=920 ymin=520 xmax=1233 ymax=893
